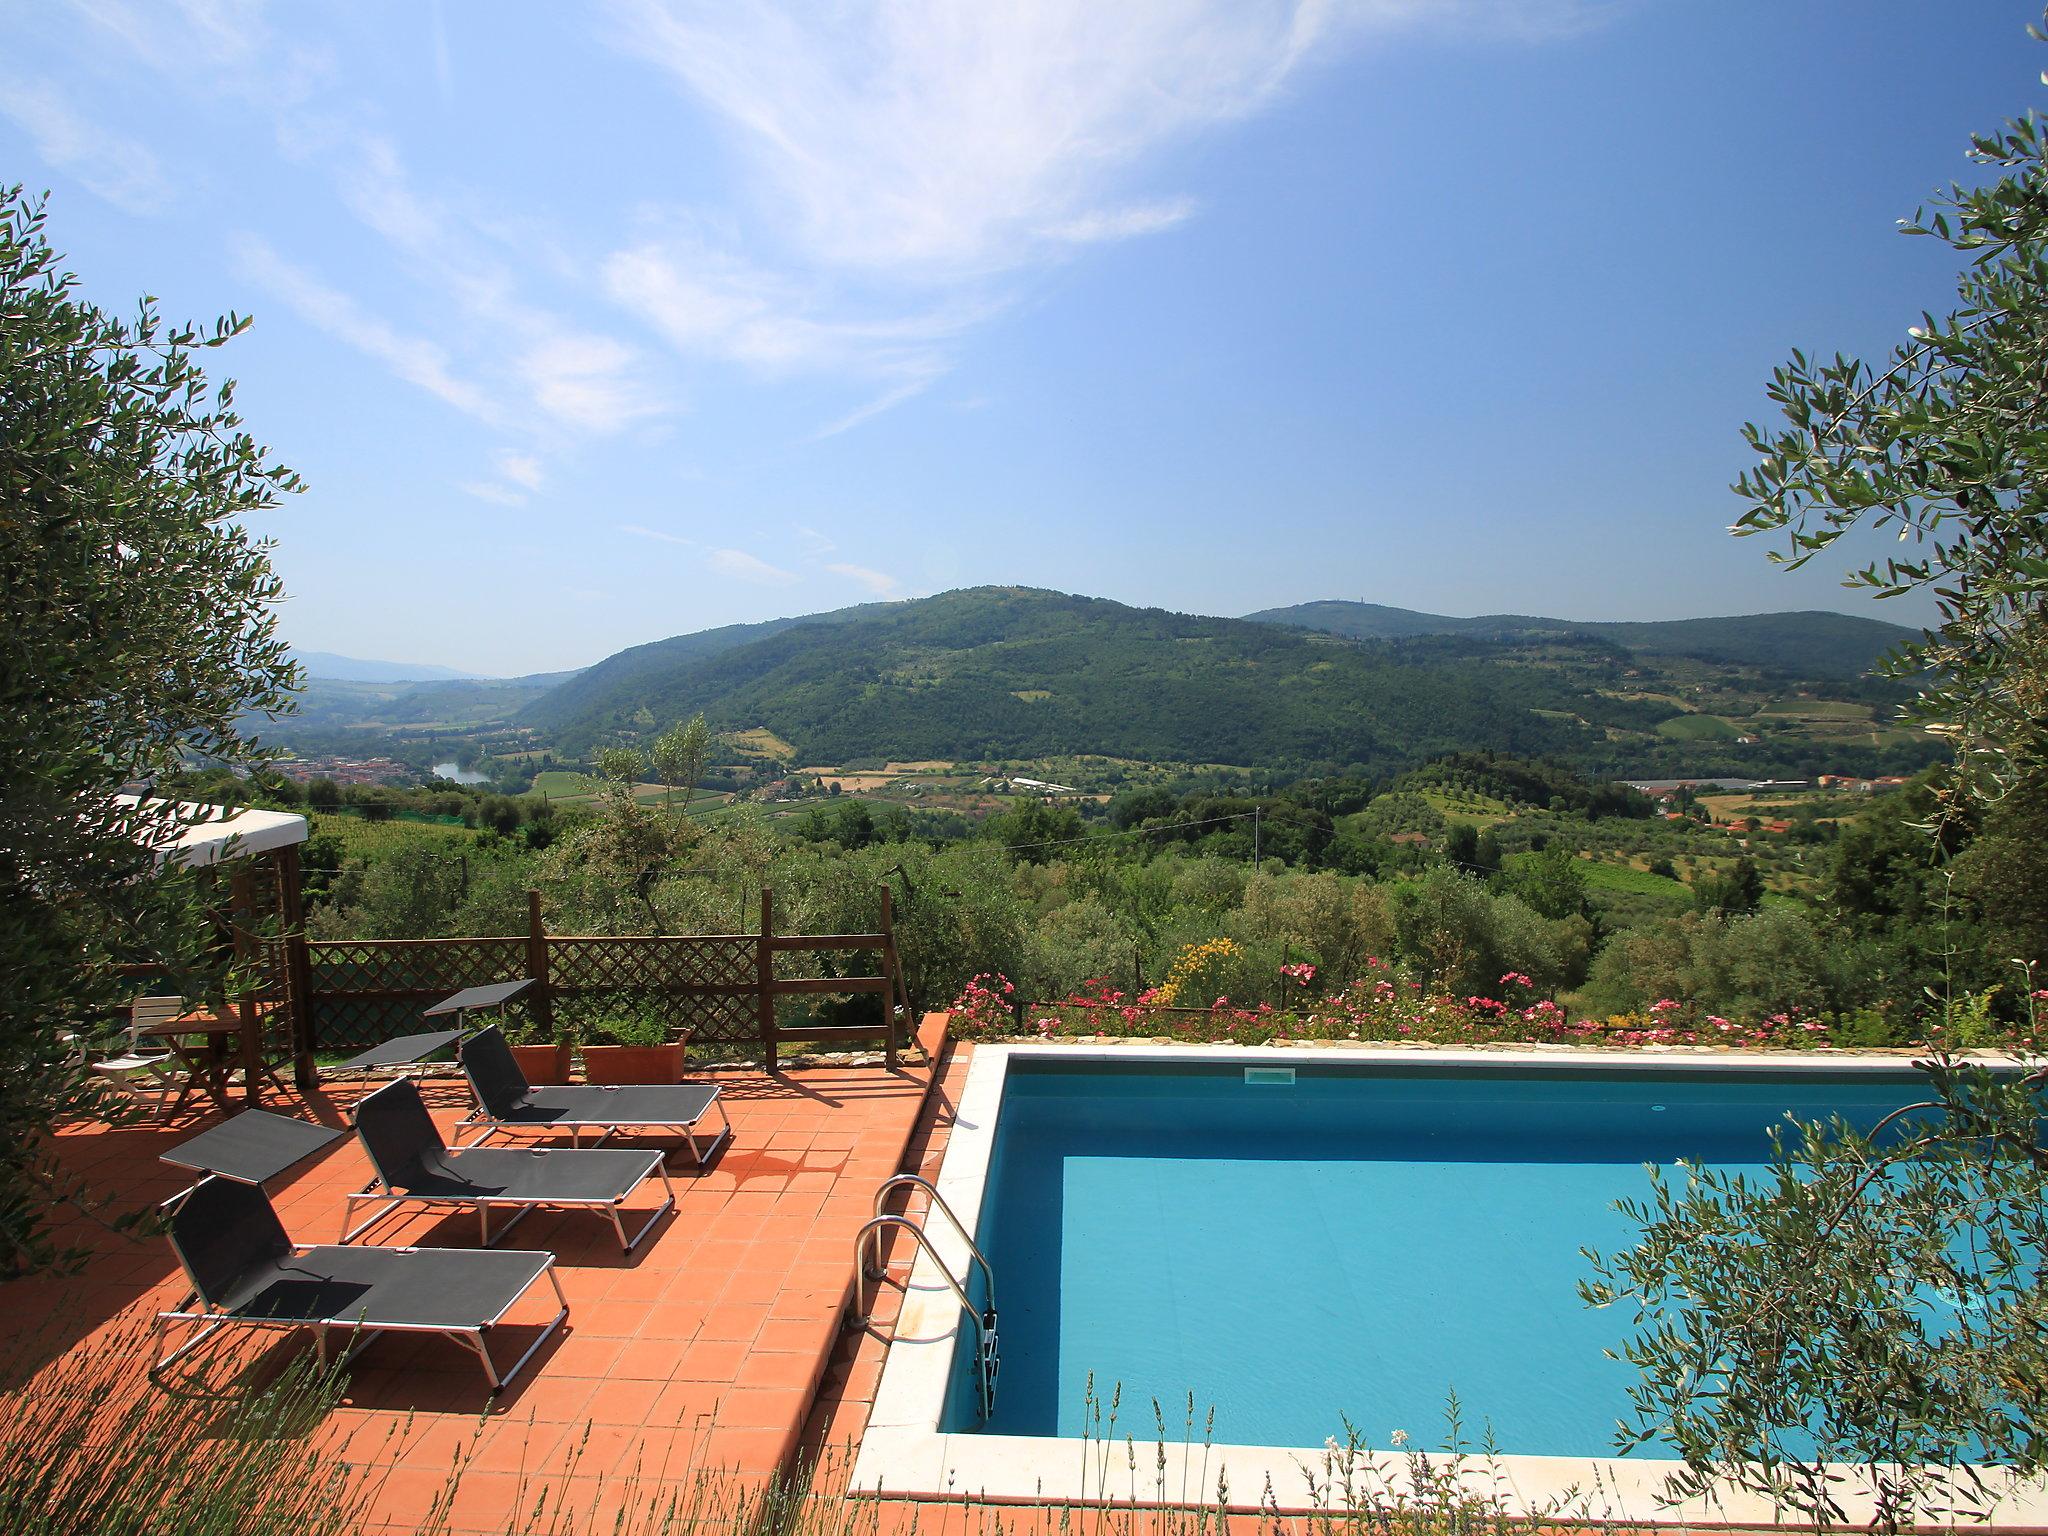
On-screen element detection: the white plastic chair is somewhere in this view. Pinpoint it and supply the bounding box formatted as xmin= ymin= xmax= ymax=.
xmin=89 ymin=997 xmax=187 ymax=1120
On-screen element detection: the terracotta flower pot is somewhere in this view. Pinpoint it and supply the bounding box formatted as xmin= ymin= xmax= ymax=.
xmin=579 ymin=1042 xmax=686 ymax=1084
xmin=507 ymin=1042 xmax=574 ymax=1085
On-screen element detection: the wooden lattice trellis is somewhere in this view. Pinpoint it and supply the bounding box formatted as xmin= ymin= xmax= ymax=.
xmin=549 ymin=935 xmax=760 ymax=1044
xmin=304 ymin=936 xmax=531 ymax=1051
xmin=293 ymin=887 xmax=913 ymax=1068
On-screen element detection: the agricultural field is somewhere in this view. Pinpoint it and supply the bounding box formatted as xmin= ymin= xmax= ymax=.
xmin=306 ymin=812 xmax=481 ymax=859
xmin=1655 ymin=714 xmax=1741 ymax=741
xmin=728 ymin=727 xmax=796 ymax=761
xmin=531 ymin=769 xmax=592 ymax=799
xmin=1577 ymin=858 xmax=1690 ymax=899
xmin=1417 ymin=788 xmax=1513 ymax=827
xmin=1755 ymin=698 xmax=1874 ymax=720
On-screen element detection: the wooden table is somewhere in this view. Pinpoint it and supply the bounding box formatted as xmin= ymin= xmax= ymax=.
xmin=134 ymin=1012 xmax=286 ymax=1114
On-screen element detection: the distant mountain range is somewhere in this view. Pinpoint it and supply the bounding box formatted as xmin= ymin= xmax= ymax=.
xmin=279 ymin=667 xmax=581 ymax=733
xmin=1241 ymin=601 xmax=1919 ymax=678
xmin=512 ymin=586 xmax=1932 ymax=779
xmin=295 ymin=650 xmax=488 ymax=683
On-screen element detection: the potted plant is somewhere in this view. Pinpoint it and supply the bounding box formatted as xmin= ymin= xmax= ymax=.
xmin=502 ymin=1014 xmax=573 ymax=1085
xmin=577 ymin=1009 xmax=688 ymax=1084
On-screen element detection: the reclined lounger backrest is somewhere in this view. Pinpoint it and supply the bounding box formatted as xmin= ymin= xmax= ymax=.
xmin=460 ymin=1026 xmax=532 ymax=1120
xmin=354 ymin=1078 xmax=451 ymax=1187
xmin=167 ymin=1175 xmax=294 ymax=1309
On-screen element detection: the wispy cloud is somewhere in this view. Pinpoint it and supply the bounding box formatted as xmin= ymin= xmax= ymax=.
xmin=0 ymin=75 xmax=167 ymax=214
xmin=497 ymin=453 xmax=544 ymax=492
xmin=1047 ymin=197 xmax=1198 ymax=245
xmin=620 ymin=523 xmax=697 ymax=547
xmin=428 ymin=0 xmax=454 ymax=107
xmin=35 ymin=0 xmax=1612 ymax=461
xmin=517 ymin=333 xmax=667 ymax=434
xmin=709 ymin=548 xmax=799 ymax=586
xmin=338 ymin=136 xmax=670 ymax=436
xmin=609 ymin=2 xmax=1343 ymax=277
xmin=811 ymin=372 xmax=941 ymax=440
xmin=601 ymin=238 xmax=983 ymax=373
xmin=598 ymin=0 xmax=1474 ymax=437
xmin=232 ymin=235 xmax=501 ymax=423
xmin=459 ymin=480 xmax=525 ymax=506
xmin=827 ymin=562 xmax=899 ymax=596
xmin=461 ymin=451 xmax=546 ymax=505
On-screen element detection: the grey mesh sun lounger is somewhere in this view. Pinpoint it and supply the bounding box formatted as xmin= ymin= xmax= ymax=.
xmin=456 ymin=1025 xmax=733 ymax=1166
xmin=151 ymin=1174 xmax=566 ymax=1391
xmin=344 ymin=1078 xmax=674 ymax=1251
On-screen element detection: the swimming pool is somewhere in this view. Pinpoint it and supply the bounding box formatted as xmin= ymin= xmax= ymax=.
xmin=943 ymin=1055 xmax=1929 ymax=1452
xmin=854 ymin=1044 xmax=2046 ymax=1524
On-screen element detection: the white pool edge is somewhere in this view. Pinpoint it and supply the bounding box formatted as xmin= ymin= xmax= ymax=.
xmin=852 ymin=1042 xmax=2048 ymax=1528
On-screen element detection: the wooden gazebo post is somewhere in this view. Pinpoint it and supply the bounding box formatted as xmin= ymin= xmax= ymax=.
xmin=132 ymin=796 xmax=313 ymax=1103
xmin=278 ymin=841 xmax=316 ymax=1089
xmin=758 ymin=888 xmax=777 ymax=1072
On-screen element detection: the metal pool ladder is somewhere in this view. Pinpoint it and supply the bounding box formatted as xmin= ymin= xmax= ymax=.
xmin=852 ymin=1173 xmax=999 ymax=1421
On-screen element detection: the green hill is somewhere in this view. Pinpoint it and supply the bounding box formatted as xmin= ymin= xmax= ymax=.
xmin=523 ymin=587 xmax=1610 ymax=770
xmin=1243 ymin=601 xmax=1918 ymax=677
xmin=509 ymin=587 xmax=1946 ymax=781
xmin=277 ymin=668 xmax=580 ymax=731
xmin=520 ymin=603 xmax=889 ymax=734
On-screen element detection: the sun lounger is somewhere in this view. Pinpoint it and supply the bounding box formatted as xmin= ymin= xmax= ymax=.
xmin=161 ymin=1107 xmax=345 ymax=1185
xmin=344 ymin=1078 xmax=674 ymax=1251
xmin=456 ymin=1025 xmax=733 ymax=1165
xmin=152 ymin=1173 xmax=566 ymax=1391
xmin=329 ymin=981 xmax=540 ymax=1078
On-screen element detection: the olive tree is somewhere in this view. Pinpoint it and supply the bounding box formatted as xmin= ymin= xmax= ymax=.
xmin=650 ymin=713 xmax=711 ymax=817
xmin=1 ymin=189 xmax=300 ymax=1273
xmin=1582 ymin=1058 xmax=2048 ymax=1530
xmin=1733 ymin=45 xmax=2048 ymax=809
xmin=1599 ymin=33 xmax=2048 ymax=1523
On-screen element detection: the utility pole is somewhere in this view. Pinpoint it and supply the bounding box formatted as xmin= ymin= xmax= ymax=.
xmin=1253 ymin=805 xmax=1261 ymax=872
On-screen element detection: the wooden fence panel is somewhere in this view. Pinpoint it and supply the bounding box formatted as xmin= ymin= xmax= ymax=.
xmin=305 ymin=936 xmax=531 ymax=1051
xmin=303 ymin=887 xmax=908 ymax=1062
xmin=548 ymin=934 xmax=760 ymax=1045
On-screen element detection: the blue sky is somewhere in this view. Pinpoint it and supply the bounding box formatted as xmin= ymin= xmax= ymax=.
xmin=2 ymin=1 xmax=2034 ymax=675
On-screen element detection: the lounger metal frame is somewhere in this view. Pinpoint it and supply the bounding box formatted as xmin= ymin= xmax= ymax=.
xmin=456 ymin=1100 xmax=734 ymax=1165
xmin=149 ymin=1182 xmax=568 ymax=1393
xmin=454 ymin=1027 xmax=735 ymax=1166
xmin=341 ymin=1082 xmax=677 ymax=1251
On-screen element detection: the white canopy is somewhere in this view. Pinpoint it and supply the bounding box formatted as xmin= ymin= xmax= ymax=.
xmin=116 ymin=795 xmax=309 ymax=870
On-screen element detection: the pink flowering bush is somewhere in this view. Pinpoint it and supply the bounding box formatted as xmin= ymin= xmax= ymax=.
xmin=946 ymin=972 xmax=1016 ymax=1039
xmin=946 ymin=960 xmax=2033 ymax=1051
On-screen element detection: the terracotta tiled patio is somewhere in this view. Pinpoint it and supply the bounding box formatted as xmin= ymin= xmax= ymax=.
xmin=11 ymin=1022 xmax=959 ymax=1534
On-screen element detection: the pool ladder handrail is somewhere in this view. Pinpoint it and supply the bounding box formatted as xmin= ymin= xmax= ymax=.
xmin=867 ymin=1174 xmax=996 ymax=1310
xmin=852 ymin=1175 xmax=999 ymax=1421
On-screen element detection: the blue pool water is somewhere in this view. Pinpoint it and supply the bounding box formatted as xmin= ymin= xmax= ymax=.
xmin=943 ymin=1058 xmax=1935 ymax=1456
